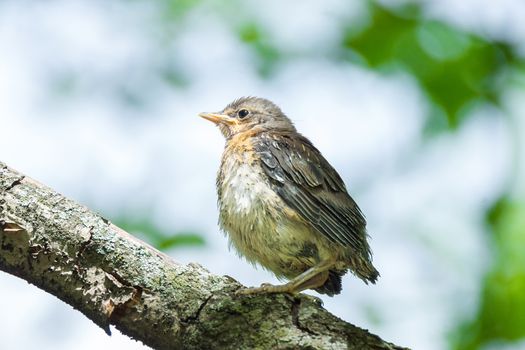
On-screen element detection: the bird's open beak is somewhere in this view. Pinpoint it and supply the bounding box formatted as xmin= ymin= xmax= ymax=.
xmin=198 ymin=112 xmax=237 ymax=125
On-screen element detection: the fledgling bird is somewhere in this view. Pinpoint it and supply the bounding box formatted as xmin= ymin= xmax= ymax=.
xmin=199 ymin=97 xmax=379 ymax=296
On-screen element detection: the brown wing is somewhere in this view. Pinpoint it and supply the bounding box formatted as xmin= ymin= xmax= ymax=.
xmin=255 ymin=133 xmax=368 ymax=252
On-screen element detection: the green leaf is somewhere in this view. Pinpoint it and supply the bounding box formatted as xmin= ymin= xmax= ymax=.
xmin=112 ymin=216 xmax=206 ymax=250
xmin=157 ymin=233 xmax=205 ymax=250
xmin=237 ymin=22 xmax=281 ymax=77
xmin=452 ymin=198 xmax=525 ymax=349
xmin=341 ymin=2 xmax=518 ymax=132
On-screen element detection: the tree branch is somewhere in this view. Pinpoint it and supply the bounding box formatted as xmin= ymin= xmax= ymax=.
xmin=0 ymin=162 xmax=407 ymax=350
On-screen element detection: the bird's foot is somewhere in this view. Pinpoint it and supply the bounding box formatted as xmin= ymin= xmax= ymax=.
xmin=235 ymin=282 xmax=297 ymax=296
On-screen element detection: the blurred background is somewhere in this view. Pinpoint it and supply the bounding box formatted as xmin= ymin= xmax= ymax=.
xmin=0 ymin=0 xmax=524 ymax=349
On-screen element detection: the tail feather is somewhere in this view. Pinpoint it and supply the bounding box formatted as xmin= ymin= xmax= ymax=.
xmin=355 ymin=260 xmax=380 ymax=284
xmin=365 ymin=266 xmax=380 ymax=284
xmin=353 ymin=252 xmax=380 ymax=284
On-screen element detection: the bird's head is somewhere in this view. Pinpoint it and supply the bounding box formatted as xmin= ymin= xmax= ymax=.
xmin=199 ymin=97 xmax=296 ymax=139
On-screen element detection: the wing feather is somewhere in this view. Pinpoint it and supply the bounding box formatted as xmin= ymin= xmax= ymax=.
xmin=255 ymin=133 xmax=367 ymax=251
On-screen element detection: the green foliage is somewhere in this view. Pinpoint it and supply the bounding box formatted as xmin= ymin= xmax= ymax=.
xmin=453 ymin=197 xmax=525 ymax=349
xmin=113 ymin=216 xmax=205 ymax=251
xmin=160 ymin=0 xmax=201 ymax=21
xmin=341 ymin=2 xmax=517 ymax=132
xmin=156 ymin=233 xmax=206 ymax=250
xmin=337 ymin=3 xmax=525 ymax=349
xmin=237 ymin=22 xmax=281 ymax=77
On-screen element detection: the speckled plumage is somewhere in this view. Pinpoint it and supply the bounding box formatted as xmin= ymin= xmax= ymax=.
xmin=201 ymin=97 xmax=379 ymax=296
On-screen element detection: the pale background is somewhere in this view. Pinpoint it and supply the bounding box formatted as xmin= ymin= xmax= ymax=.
xmin=1 ymin=1 xmax=524 ymax=349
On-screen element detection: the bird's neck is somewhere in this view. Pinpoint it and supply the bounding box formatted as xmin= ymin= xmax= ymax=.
xmin=225 ymin=126 xmax=265 ymax=145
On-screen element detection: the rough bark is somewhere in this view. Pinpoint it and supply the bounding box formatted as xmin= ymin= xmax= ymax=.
xmin=0 ymin=162 xmax=407 ymax=350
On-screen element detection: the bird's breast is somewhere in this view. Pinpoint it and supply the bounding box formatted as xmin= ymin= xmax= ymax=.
xmin=217 ymin=144 xmax=290 ymax=256
xmin=218 ymin=149 xmax=280 ymax=216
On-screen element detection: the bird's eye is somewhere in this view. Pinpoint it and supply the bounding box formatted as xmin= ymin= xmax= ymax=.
xmin=237 ymin=109 xmax=250 ymax=119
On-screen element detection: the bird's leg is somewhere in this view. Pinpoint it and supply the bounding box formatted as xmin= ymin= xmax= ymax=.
xmin=236 ymin=260 xmax=334 ymax=296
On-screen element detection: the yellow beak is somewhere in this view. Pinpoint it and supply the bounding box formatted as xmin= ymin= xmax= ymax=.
xmin=198 ymin=112 xmax=237 ymax=125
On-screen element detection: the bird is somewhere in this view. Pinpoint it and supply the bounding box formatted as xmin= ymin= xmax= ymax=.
xmin=199 ymin=97 xmax=379 ymax=296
